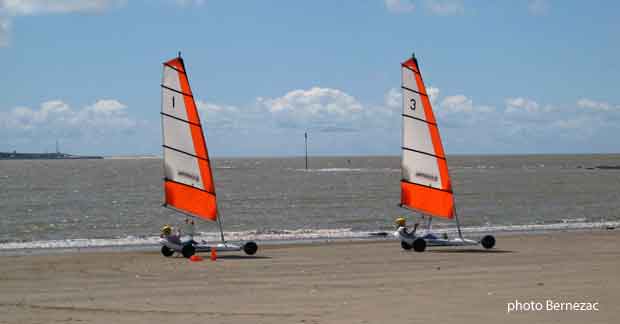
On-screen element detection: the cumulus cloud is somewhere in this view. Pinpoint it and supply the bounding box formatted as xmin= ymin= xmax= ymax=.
xmin=0 ymin=98 xmax=136 ymax=138
xmin=195 ymin=100 xmax=245 ymax=130
xmin=384 ymin=0 xmax=415 ymax=14
xmin=258 ymin=87 xmax=364 ymax=131
xmin=576 ymin=98 xmax=615 ymax=111
xmin=527 ymin=0 xmax=550 ymax=16
xmin=424 ymin=0 xmax=464 ymax=15
xmin=0 ymin=0 xmax=125 ymax=46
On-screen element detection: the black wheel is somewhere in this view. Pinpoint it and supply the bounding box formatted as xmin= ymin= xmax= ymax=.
xmin=161 ymin=245 xmax=174 ymax=257
xmin=481 ymin=235 xmax=496 ymax=249
xmin=401 ymin=241 xmax=412 ymax=250
xmin=413 ymin=238 xmax=426 ymax=252
xmin=243 ymin=241 xmax=258 ymax=255
xmin=181 ymin=244 xmax=196 ymax=258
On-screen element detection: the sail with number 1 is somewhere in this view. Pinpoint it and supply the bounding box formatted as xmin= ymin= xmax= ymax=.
xmin=158 ymin=53 xmax=258 ymax=258
xmin=394 ymin=52 xmax=496 ymax=252
xmin=161 ymin=56 xmax=217 ymax=221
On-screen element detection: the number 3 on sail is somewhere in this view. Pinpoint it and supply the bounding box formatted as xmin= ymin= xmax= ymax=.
xmin=394 ymin=52 xmax=496 ymax=252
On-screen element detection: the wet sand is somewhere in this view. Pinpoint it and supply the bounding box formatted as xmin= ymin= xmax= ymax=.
xmin=0 ymin=231 xmax=618 ymax=324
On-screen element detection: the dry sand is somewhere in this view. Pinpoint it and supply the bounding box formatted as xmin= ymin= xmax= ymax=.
xmin=0 ymin=231 xmax=618 ymax=324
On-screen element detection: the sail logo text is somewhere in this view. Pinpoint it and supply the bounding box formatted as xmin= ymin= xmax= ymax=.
xmin=506 ymin=299 xmax=599 ymax=313
xmin=177 ymin=171 xmax=199 ymax=182
xmin=415 ymin=171 xmax=438 ymax=182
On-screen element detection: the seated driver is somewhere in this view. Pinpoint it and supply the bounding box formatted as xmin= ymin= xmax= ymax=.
xmin=394 ymin=217 xmax=419 ymax=238
xmin=160 ymin=224 xmax=182 ymax=244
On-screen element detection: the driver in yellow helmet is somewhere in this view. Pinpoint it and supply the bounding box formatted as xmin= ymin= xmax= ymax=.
xmin=160 ymin=224 xmax=182 ymax=244
xmin=394 ymin=216 xmax=419 ymax=238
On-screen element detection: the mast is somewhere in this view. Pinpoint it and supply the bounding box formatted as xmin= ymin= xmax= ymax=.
xmin=304 ymin=132 xmax=308 ymax=170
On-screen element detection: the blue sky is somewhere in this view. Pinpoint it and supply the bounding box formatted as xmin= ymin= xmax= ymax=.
xmin=1 ymin=0 xmax=619 ymax=156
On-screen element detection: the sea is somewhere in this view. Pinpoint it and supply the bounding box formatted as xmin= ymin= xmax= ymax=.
xmin=1 ymin=155 xmax=619 ymax=252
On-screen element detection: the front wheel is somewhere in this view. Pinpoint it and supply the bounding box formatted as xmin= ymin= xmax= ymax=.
xmin=181 ymin=244 xmax=196 ymax=258
xmin=481 ymin=235 xmax=496 ymax=249
xmin=413 ymin=238 xmax=426 ymax=252
xmin=161 ymin=245 xmax=174 ymax=257
xmin=243 ymin=241 xmax=258 ymax=255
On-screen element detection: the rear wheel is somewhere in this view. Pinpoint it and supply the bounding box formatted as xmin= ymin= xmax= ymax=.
xmin=413 ymin=238 xmax=426 ymax=252
xmin=161 ymin=245 xmax=174 ymax=257
xmin=481 ymin=235 xmax=496 ymax=249
xmin=401 ymin=241 xmax=412 ymax=250
xmin=181 ymin=244 xmax=196 ymax=258
xmin=243 ymin=241 xmax=258 ymax=255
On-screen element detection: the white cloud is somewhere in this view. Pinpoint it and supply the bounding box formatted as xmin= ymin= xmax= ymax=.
xmin=0 ymin=0 xmax=125 ymax=46
xmin=576 ymin=98 xmax=615 ymax=111
xmin=385 ymin=88 xmax=401 ymax=109
xmin=0 ymin=0 xmax=124 ymax=15
xmin=195 ymin=100 xmax=244 ymax=130
xmin=1 ymin=98 xmax=136 ymax=136
xmin=528 ymin=0 xmax=550 ymax=16
xmin=505 ymin=97 xmax=540 ymax=113
xmin=258 ymin=87 xmax=364 ymax=131
xmin=423 ymin=0 xmax=464 ymax=16
xmin=173 ymin=0 xmax=205 ymax=7
xmin=384 ymin=0 xmax=415 ymax=14
xmin=426 ymin=86 xmax=440 ymax=105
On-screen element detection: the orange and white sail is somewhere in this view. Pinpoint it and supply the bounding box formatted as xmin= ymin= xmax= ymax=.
xmin=400 ymin=54 xmax=454 ymax=219
xmin=161 ymin=56 xmax=217 ymax=221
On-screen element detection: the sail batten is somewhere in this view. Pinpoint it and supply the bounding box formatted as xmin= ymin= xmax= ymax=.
xmin=161 ymin=56 xmax=217 ymax=222
xmin=400 ymin=55 xmax=454 ymax=219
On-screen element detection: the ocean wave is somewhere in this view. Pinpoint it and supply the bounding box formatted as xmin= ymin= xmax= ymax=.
xmin=0 ymin=221 xmax=617 ymax=252
xmin=295 ymin=168 xmax=399 ymax=173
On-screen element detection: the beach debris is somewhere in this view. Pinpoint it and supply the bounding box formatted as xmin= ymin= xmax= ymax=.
xmin=210 ymin=247 xmax=217 ymax=261
xmin=190 ymin=255 xmax=204 ymax=262
xmin=537 ymin=282 xmax=544 ymax=286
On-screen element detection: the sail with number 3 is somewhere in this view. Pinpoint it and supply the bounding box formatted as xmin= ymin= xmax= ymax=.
xmin=161 ymin=56 xmax=218 ymax=222
xmin=400 ymin=54 xmax=454 ymax=219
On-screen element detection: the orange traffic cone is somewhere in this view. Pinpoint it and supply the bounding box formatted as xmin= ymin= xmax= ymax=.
xmin=189 ymin=255 xmax=203 ymax=262
xmin=210 ymin=247 xmax=217 ymax=261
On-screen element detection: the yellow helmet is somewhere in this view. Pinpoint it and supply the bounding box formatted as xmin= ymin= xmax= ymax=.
xmin=394 ymin=217 xmax=407 ymax=227
xmin=161 ymin=224 xmax=172 ymax=236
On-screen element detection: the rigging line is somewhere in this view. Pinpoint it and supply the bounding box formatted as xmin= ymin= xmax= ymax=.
xmin=162 ymin=145 xmax=210 ymax=162
xmin=161 ymin=84 xmax=193 ymax=97
xmin=160 ymin=112 xmax=202 ymax=128
xmin=163 ymin=63 xmax=186 ymax=74
xmin=401 ymin=146 xmax=446 ymax=160
xmin=401 ymin=85 xmax=427 ymax=96
xmin=401 ymin=114 xmax=437 ymax=126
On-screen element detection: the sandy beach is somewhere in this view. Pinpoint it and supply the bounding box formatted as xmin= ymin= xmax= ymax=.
xmin=0 ymin=231 xmax=618 ymax=324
